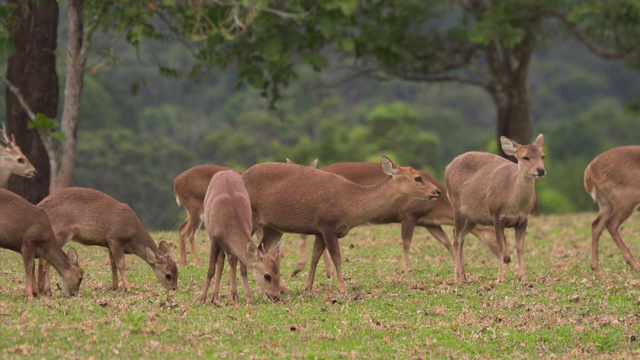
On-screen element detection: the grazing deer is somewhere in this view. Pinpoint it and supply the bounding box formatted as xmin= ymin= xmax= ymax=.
xmin=584 ymin=146 xmax=640 ymax=271
xmin=445 ymin=134 xmax=545 ymax=283
xmin=198 ymin=170 xmax=283 ymax=305
xmin=291 ymin=162 xmax=508 ymax=277
xmin=0 ymin=123 xmax=37 ymax=185
xmin=37 ymin=187 xmax=178 ymax=293
xmin=0 ymin=188 xmax=83 ymax=298
xmin=174 ymin=165 xmax=242 ymax=266
xmin=242 ymin=155 xmax=442 ymax=295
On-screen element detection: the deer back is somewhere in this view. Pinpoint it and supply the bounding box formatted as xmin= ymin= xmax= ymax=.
xmin=585 ymin=145 xmax=640 ymax=205
xmin=174 ymin=165 xmax=238 ymax=210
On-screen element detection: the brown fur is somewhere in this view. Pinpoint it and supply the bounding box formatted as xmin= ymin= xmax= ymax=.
xmin=0 ymin=188 xmax=82 ymax=298
xmin=198 ymin=170 xmax=282 ymax=305
xmin=445 ymin=134 xmax=545 ymax=283
xmin=37 ymin=187 xmax=178 ymax=293
xmin=174 ymin=165 xmax=241 ymax=266
xmin=584 ymin=146 xmax=640 ymax=271
xmin=242 ymin=155 xmax=442 ymax=295
xmin=0 ymin=124 xmax=36 ymax=185
xmin=288 ymin=162 xmax=508 ymax=276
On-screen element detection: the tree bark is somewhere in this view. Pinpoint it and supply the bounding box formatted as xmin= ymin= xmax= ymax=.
xmin=6 ymin=0 xmax=59 ymax=203
xmin=51 ymin=0 xmax=86 ymax=191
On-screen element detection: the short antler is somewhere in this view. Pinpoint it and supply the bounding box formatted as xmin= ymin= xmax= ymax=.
xmin=0 ymin=122 xmax=17 ymax=151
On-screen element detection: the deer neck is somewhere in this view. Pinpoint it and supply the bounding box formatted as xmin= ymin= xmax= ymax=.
xmin=0 ymin=161 xmax=11 ymax=185
xmin=344 ymin=177 xmax=404 ymax=225
xmin=42 ymin=243 xmax=73 ymax=274
xmin=509 ymin=171 xmax=536 ymax=210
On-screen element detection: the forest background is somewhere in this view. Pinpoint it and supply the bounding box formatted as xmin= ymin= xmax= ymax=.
xmin=1 ymin=2 xmax=640 ymax=230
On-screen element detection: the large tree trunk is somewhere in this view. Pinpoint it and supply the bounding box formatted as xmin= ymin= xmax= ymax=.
xmin=6 ymin=0 xmax=59 ymax=204
xmin=494 ymin=80 xmax=533 ymax=156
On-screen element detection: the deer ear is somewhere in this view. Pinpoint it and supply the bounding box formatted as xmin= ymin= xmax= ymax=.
xmin=380 ymin=155 xmax=398 ymax=176
xmin=269 ymin=243 xmax=283 ymax=260
xmin=500 ymin=137 xmax=518 ymax=156
xmin=286 ymin=158 xmax=294 ymax=164
xmin=246 ymin=243 xmax=259 ymax=264
xmin=534 ymin=133 xmax=544 ymax=149
xmin=309 ymin=159 xmax=318 ymax=168
xmin=158 ymin=241 xmax=172 ymax=257
xmin=146 ymin=247 xmax=157 ymax=265
xmin=67 ymin=247 xmax=79 ymax=266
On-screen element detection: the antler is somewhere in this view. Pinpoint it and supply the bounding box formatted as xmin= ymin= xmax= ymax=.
xmin=0 ymin=122 xmax=17 ymax=150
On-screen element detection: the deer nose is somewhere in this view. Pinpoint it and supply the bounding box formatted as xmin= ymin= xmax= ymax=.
xmin=537 ymin=168 xmax=546 ymax=177
xmin=436 ymin=189 xmax=442 ymax=197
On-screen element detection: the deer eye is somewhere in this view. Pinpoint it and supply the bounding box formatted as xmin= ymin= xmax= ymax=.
xmin=264 ymin=274 xmax=272 ymax=282
xmin=165 ymin=274 xmax=172 ymax=281
xmin=17 ymin=158 xmax=25 ymax=164
xmin=415 ymin=176 xmax=423 ymax=183
xmin=541 ymin=155 xmax=545 ymax=160
xmin=522 ymin=156 xmax=530 ymax=161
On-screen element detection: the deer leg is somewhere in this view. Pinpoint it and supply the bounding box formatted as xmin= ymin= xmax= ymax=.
xmin=514 ymin=220 xmax=528 ymax=282
xmin=606 ymin=204 xmax=639 ymax=269
xmin=322 ymin=232 xmax=346 ymax=294
xmin=494 ymin=222 xmax=507 ymax=283
xmin=425 ymin=225 xmax=455 ymax=260
xmin=198 ymin=237 xmax=221 ymax=305
xmin=108 ymin=241 xmax=131 ymax=292
xmin=305 ymin=235 xmax=327 ymax=297
xmin=591 ymin=200 xmax=612 ymax=271
xmin=321 ymin=249 xmax=334 ymax=280
xmin=239 ymin=262 xmax=252 ymax=305
xmin=291 ymin=234 xmax=308 ymax=277
xmin=107 ymin=249 xmax=119 ymax=291
xmin=399 ymin=219 xmax=418 ymax=275
xmin=21 ymin=242 xmax=37 ymax=299
xmin=453 ymin=215 xmax=474 ymax=282
xmin=228 ymin=254 xmax=239 ymax=302
xmin=471 ymin=225 xmax=511 ymax=264
xmin=37 ymin=258 xmax=52 ymax=296
xmin=177 ymin=217 xmax=190 ymax=265
xmin=187 ymin=214 xmax=202 ymax=266
xmin=211 ymin=251 xmax=226 ymax=303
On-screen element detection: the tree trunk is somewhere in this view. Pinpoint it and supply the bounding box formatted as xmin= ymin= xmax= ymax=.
xmin=494 ymin=80 xmax=533 ymax=156
xmin=6 ymin=0 xmax=59 ymax=204
xmin=50 ymin=0 xmax=86 ymax=192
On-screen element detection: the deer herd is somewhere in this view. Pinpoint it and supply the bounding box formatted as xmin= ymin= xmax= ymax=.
xmin=1 ymin=125 xmax=640 ymax=305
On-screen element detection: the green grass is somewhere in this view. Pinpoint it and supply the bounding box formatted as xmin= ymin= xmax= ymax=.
xmin=1 ymin=213 xmax=640 ymax=358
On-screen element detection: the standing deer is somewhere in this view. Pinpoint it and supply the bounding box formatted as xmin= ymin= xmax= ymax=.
xmin=0 ymin=188 xmax=83 ymax=298
xmin=291 ymin=162 xmax=509 ymax=277
xmin=0 ymin=123 xmax=37 ymax=185
xmin=242 ymin=155 xmax=442 ymax=295
xmin=174 ymin=165 xmax=241 ymax=266
xmin=37 ymin=187 xmax=178 ymax=293
xmin=445 ymin=134 xmax=545 ymax=283
xmin=584 ymin=146 xmax=640 ymax=271
xmin=198 ymin=170 xmax=283 ymax=305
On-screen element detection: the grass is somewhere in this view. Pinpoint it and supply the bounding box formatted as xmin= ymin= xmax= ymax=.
xmin=1 ymin=212 xmax=640 ymax=358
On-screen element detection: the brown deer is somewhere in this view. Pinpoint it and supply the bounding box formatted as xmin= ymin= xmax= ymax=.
xmin=198 ymin=170 xmax=283 ymax=305
xmin=174 ymin=165 xmax=242 ymax=266
xmin=445 ymin=134 xmax=545 ymax=283
xmin=0 ymin=123 xmax=37 ymax=185
xmin=291 ymin=162 xmax=509 ymax=277
xmin=584 ymin=146 xmax=640 ymax=271
xmin=0 ymin=188 xmax=83 ymax=298
xmin=37 ymin=187 xmax=178 ymax=293
xmin=242 ymin=155 xmax=442 ymax=295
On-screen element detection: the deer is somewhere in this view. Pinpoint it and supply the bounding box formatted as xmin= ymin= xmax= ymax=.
xmin=0 ymin=188 xmax=83 ymax=299
xmin=174 ymin=165 xmax=242 ymax=266
xmin=198 ymin=170 xmax=283 ymax=305
xmin=37 ymin=187 xmax=178 ymax=294
xmin=584 ymin=145 xmax=640 ymax=271
xmin=242 ymin=155 xmax=442 ymax=296
xmin=444 ymin=134 xmax=545 ymax=283
xmin=291 ymin=161 xmax=509 ymax=277
xmin=0 ymin=123 xmax=37 ymax=185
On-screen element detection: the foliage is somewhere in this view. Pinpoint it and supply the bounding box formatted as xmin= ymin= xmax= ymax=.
xmin=1 ymin=215 xmax=640 ymax=357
